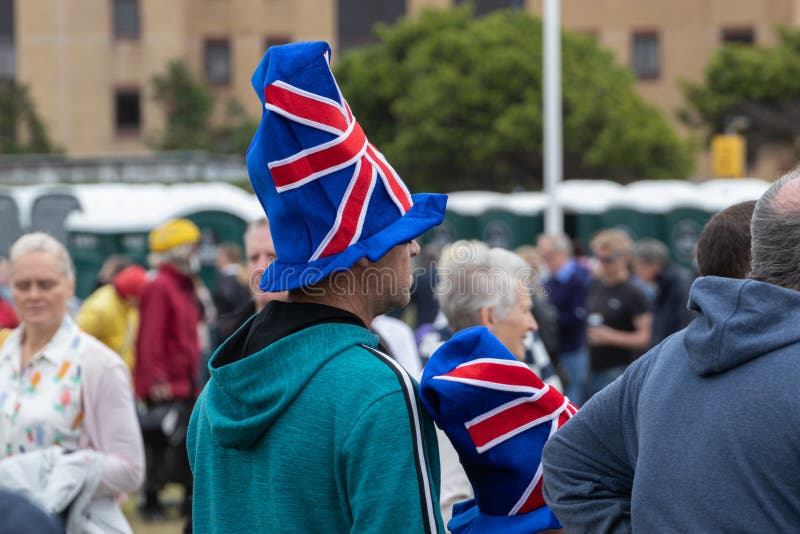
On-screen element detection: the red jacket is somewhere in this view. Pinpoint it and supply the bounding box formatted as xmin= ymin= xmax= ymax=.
xmin=0 ymin=297 xmax=19 ymax=329
xmin=134 ymin=264 xmax=201 ymax=401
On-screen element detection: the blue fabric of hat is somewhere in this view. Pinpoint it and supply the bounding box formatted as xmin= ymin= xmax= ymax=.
xmin=419 ymin=326 xmax=578 ymax=534
xmin=246 ymin=41 xmax=447 ymax=291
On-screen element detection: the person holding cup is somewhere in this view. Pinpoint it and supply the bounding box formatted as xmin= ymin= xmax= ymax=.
xmin=584 ymin=229 xmax=652 ymax=398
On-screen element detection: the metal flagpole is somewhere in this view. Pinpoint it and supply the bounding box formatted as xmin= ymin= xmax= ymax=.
xmin=543 ymin=0 xmax=564 ymax=234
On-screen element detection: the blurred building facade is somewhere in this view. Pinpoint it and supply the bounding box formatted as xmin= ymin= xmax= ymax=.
xmin=3 ymin=0 xmax=800 ymax=177
xmin=532 ymin=0 xmax=800 ymax=179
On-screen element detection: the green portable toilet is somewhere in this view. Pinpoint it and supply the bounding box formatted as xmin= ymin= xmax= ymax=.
xmin=478 ymin=193 xmax=518 ymax=250
xmin=557 ymin=180 xmax=624 ymax=250
xmin=0 ymin=188 xmax=23 ymax=257
xmin=66 ymin=184 xmax=163 ymax=299
xmin=168 ymin=183 xmax=264 ymax=292
xmin=673 ymin=178 xmax=770 ymax=269
xmin=602 ymin=181 xmax=696 ymax=246
xmin=500 ymin=192 xmax=547 ymax=249
xmin=66 ymin=183 xmax=264 ymax=299
xmin=697 ymin=179 xmax=770 ymax=211
xmin=31 ymin=187 xmax=82 ymax=247
xmin=444 ymin=191 xmax=503 ymax=245
xmin=662 ymin=181 xmax=721 ymax=269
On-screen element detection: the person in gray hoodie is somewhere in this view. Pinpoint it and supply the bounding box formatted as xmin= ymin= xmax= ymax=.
xmin=541 ymin=170 xmax=800 ymax=533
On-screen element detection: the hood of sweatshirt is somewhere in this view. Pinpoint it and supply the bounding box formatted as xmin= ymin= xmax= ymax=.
xmin=202 ymin=317 xmax=378 ymax=449
xmin=684 ymin=276 xmax=800 ymax=376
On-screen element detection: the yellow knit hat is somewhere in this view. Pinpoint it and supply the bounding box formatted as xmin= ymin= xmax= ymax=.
xmin=149 ymin=218 xmax=201 ymax=252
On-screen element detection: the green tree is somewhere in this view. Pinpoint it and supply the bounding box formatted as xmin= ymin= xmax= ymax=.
xmin=0 ymin=81 xmax=57 ymax=154
xmin=681 ymin=27 xmax=800 ymax=161
xmin=150 ymin=61 xmax=258 ymax=155
xmin=334 ymin=6 xmax=693 ymax=192
xmin=151 ymin=61 xmax=215 ymax=151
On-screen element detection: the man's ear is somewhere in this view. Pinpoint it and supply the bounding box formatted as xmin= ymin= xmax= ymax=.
xmin=356 ymin=257 xmax=370 ymax=268
xmin=479 ymin=306 xmax=494 ymax=328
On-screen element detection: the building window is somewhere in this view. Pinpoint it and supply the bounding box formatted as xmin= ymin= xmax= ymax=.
xmin=721 ymin=27 xmax=755 ymax=45
xmin=113 ymin=0 xmax=140 ymax=40
xmin=115 ymin=89 xmax=141 ymax=134
xmin=204 ymin=39 xmax=231 ymax=85
xmin=264 ymin=35 xmax=291 ymax=52
xmin=0 ymin=0 xmax=13 ymax=80
xmin=631 ymin=31 xmax=660 ymax=80
xmin=454 ymin=0 xmax=519 ymax=16
xmin=338 ymin=0 xmax=406 ymax=52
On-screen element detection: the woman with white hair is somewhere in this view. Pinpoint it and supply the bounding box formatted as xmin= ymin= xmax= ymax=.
xmin=438 ymin=240 xmax=538 ymax=360
xmin=433 ymin=239 xmax=562 ymax=529
xmin=0 ymin=233 xmax=144 ymax=532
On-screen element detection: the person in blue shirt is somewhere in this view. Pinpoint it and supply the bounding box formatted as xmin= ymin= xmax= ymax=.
xmin=537 ymin=234 xmax=592 ymax=404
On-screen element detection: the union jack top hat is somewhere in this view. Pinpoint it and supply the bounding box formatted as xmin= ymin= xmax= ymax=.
xmin=419 ymin=327 xmax=578 ymax=534
xmin=246 ymin=41 xmax=447 ymax=291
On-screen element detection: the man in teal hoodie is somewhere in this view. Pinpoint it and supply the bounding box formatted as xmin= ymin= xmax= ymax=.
xmin=187 ymin=41 xmax=448 ymax=533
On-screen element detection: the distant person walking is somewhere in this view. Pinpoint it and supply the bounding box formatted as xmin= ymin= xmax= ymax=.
xmin=135 ymin=218 xmax=202 ymax=521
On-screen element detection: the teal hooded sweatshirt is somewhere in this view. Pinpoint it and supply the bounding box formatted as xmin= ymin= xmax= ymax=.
xmin=188 ymin=315 xmax=444 ymax=533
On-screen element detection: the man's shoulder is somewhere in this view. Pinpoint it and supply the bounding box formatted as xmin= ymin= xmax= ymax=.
xmin=299 ymin=343 xmax=417 ymax=412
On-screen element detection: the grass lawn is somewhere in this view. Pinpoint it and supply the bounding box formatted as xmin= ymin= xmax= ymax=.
xmin=122 ymin=485 xmax=187 ymax=534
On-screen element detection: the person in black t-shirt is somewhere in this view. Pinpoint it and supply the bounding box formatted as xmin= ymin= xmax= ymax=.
xmin=585 ymin=229 xmax=652 ymax=398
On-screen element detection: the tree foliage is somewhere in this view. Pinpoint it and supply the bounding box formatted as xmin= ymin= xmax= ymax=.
xmin=150 ymin=61 xmax=259 ymax=155
xmin=681 ymin=27 xmax=800 ymax=160
xmin=334 ymin=6 xmax=693 ymax=192
xmin=151 ymin=61 xmax=215 ymax=151
xmin=0 ymin=81 xmax=58 ymax=154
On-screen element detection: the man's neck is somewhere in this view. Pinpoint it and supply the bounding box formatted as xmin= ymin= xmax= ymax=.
xmin=601 ymin=271 xmax=628 ymax=286
xmin=288 ymin=291 xmax=375 ymax=327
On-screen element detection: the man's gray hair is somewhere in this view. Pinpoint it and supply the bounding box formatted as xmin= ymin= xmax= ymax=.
xmin=437 ymin=240 xmax=534 ymax=332
xmin=633 ymin=238 xmax=670 ymax=265
xmin=750 ymin=169 xmax=800 ymax=290
xmin=244 ymin=217 xmax=269 ymax=245
xmin=538 ymin=233 xmax=573 ymax=256
xmin=10 ymin=232 xmax=75 ymax=280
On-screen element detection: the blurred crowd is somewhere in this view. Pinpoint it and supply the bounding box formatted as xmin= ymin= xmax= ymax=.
xmin=0 ymin=200 xmax=747 ymax=532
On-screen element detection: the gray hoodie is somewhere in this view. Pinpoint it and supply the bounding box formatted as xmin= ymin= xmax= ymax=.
xmin=541 ymin=276 xmax=800 ymax=533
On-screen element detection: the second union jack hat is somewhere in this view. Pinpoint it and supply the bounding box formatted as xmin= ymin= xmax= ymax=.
xmin=420 ymin=326 xmax=578 ymax=534
xmin=246 ymin=41 xmax=448 ymax=291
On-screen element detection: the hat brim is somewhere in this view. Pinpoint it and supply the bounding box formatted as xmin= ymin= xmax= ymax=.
xmin=259 ymin=192 xmax=447 ymax=291
xmin=448 ymin=499 xmax=562 ymax=534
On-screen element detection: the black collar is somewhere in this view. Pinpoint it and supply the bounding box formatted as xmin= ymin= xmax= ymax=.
xmin=241 ymin=300 xmax=366 ymax=357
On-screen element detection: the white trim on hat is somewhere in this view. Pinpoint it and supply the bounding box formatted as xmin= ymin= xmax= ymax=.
xmin=266 ymin=80 xmax=347 ymax=135
xmin=267 ymin=121 xmax=366 ymax=194
xmin=510 ymin=461 xmax=545 ymax=516
xmin=466 ymin=395 xmax=565 ymax=454
xmin=366 ymin=145 xmax=413 ymax=214
xmin=309 ymin=158 xmax=377 ymax=262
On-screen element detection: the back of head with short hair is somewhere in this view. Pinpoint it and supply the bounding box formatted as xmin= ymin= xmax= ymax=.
xmin=750 ymin=169 xmax=800 ymax=290
xmin=537 ymin=233 xmax=573 ymax=257
xmin=633 ymin=238 xmax=670 ymax=265
xmin=696 ymin=200 xmax=756 ymax=279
